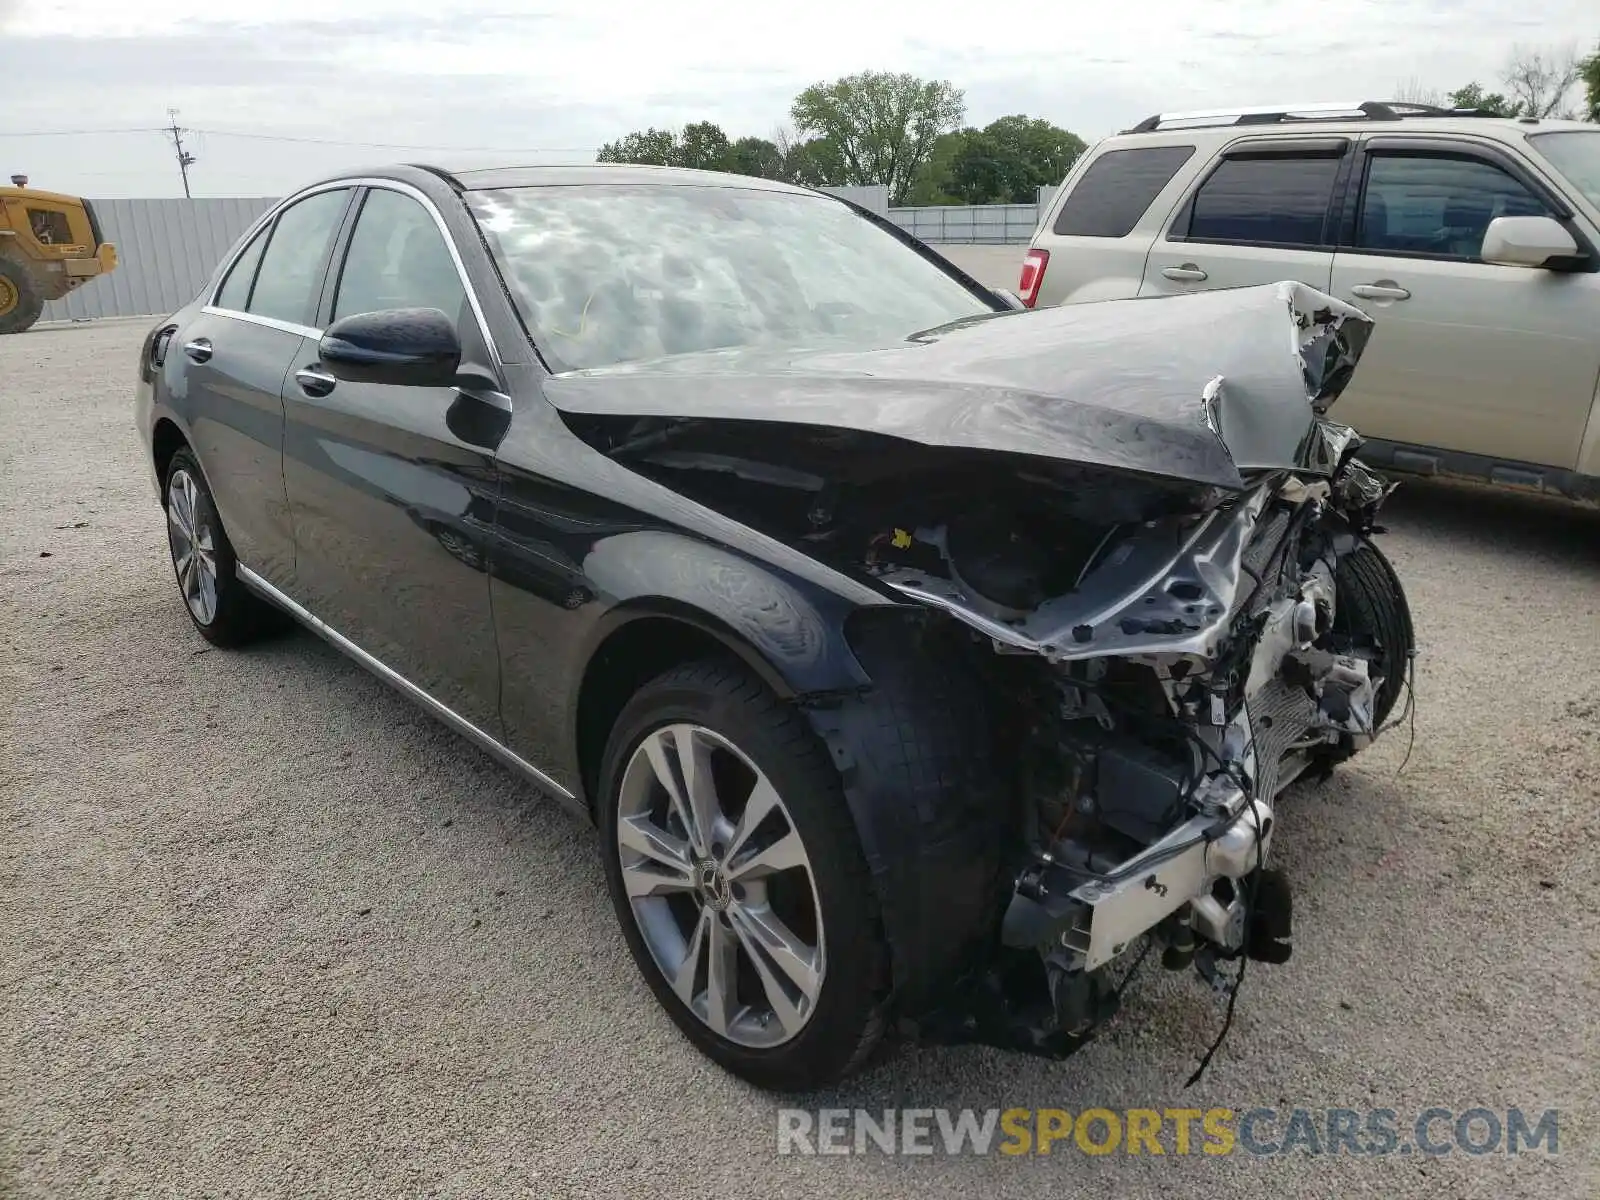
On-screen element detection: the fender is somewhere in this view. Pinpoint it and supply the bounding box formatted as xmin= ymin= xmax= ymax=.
xmin=577 ymin=529 xmax=876 ymax=697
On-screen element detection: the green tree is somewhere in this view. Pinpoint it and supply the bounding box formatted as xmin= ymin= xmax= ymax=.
xmin=596 ymin=128 xmax=680 ymax=166
xmin=790 ymin=71 xmax=965 ymax=204
xmin=781 ymin=137 xmax=848 ymax=188
xmin=676 ymin=121 xmax=732 ymax=171
xmin=946 ymin=131 xmax=1016 ymax=204
xmin=725 ymin=136 xmax=785 ymax=179
xmin=982 ymin=115 xmax=1086 ymax=199
xmin=595 ymin=122 xmax=737 ymax=171
xmin=906 ymin=116 xmax=1087 ymax=205
xmin=1579 ymin=41 xmax=1600 ymax=122
xmin=901 ymin=129 xmax=972 ymax=204
xmin=1447 ymin=82 xmax=1523 ymax=116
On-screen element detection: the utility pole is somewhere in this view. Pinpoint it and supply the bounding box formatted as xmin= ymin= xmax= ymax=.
xmin=166 ymin=108 xmax=196 ymax=198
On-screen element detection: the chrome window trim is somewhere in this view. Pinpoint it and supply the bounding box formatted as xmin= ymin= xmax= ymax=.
xmin=199 ymin=306 xmax=322 ymax=339
xmin=236 ymin=565 xmax=582 ymax=812
xmin=205 ymin=177 xmax=505 ymax=366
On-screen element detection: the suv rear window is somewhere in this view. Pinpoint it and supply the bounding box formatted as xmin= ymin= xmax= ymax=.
xmin=1183 ymin=154 xmax=1341 ymax=247
xmin=1051 ymin=146 xmax=1195 ymax=238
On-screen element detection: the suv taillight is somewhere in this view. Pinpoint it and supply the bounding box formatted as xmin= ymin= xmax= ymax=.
xmin=1018 ymin=248 xmax=1049 ymax=308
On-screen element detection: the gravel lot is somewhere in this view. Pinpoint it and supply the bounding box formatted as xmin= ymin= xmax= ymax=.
xmin=3 ymin=318 xmax=1597 ymax=1199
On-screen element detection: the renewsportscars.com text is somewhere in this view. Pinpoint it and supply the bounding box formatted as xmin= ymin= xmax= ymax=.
xmin=776 ymin=1106 xmax=1559 ymax=1157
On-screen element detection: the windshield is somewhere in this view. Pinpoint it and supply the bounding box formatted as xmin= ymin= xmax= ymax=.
xmin=466 ymin=185 xmax=995 ymax=371
xmin=1528 ymin=131 xmax=1600 ymax=210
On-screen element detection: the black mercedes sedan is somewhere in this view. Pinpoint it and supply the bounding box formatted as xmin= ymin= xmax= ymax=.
xmin=135 ymin=163 xmax=1412 ymax=1092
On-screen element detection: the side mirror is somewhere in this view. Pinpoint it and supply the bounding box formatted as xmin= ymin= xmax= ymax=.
xmin=319 ymin=307 xmax=461 ymax=387
xmin=1479 ymin=215 xmax=1581 ymax=270
xmin=991 ymin=287 xmax=1029 ymax=312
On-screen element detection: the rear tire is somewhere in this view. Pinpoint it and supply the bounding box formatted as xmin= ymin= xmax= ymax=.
xmin=597 ymin=658 xmax=890 ymax=1092
xmin=0 ymin=256 xmax=44 ymax=335
xmin=162 ymin=448 xmax=284 ymax=646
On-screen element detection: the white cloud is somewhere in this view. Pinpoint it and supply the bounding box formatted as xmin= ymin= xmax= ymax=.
xmin=2 ymin=0 xmax=1595 ymax=196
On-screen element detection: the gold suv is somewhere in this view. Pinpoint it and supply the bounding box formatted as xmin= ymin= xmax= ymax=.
xmin=1022 ymin=101 xmax=1600 ymax=501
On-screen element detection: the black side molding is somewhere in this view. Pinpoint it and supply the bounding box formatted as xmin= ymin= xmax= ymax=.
xmin=1359 ymin=438 xmax=1600 ymax=505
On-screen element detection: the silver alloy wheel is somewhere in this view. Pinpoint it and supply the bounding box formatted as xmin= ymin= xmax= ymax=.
xmin=617 ymin=723 xmax=825 ymax=1048
xmin=166 ymin=468 xmax=219 ymax=626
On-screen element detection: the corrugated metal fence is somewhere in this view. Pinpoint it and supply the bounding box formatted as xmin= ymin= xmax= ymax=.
xmin=41 ymin=183 xmax=1056 ymax=322
xmin=41 ymin=197 xmax=276 ymax=323
xmin=887 ymin=203 xmax=1040 ymax=245
xmin=886 ymin=186 xmax=1061 ymax=245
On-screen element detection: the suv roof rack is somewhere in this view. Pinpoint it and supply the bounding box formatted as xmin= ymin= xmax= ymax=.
xmin=1124 ymin=100 xmax=1500 ymax=134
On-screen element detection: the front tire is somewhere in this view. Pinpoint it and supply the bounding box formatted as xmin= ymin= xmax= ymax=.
xmin=597 ymin=659 xmax=890 ymax=1091
xmin=162 ymin=448 xmax=282 ymax=646
xmin=1334 ymin=541 xmax=1413 ymax=728
xmin=0 ymin=256 xmax=44 ymax=335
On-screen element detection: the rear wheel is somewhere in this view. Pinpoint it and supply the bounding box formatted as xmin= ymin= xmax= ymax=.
xmin=597 ymin=659 xmax=890 ymax=1091
xmin=163 ymin=448 xmax=283 ymax=646
xmin=0 ymin=257 xmax=44 ymax=335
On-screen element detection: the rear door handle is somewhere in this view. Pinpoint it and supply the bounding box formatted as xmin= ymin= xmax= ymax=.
xmin=294 ymin=366 xmax=337 ymax=398
xmin=182 ymin=338 xmax=213 ymax=363
xmin=1161 ymin=264 xmax=1208 ymax=282
xmin=1350 ymin=283 xmax=1411 ymax=301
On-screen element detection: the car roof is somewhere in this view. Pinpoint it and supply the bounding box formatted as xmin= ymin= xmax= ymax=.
xmin=421 ymin=161 xmax=817 ymax=195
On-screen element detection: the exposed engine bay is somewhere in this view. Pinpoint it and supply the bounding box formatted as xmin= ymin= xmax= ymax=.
xmin=553 ymin=282 xmax=1414 ymax=1065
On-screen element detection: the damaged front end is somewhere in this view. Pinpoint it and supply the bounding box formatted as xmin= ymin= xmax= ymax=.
xmin=552 ymin=281 xmax=1411 ymax=1063
xmin=898 ymin=459 xmax=1407 ymax=1060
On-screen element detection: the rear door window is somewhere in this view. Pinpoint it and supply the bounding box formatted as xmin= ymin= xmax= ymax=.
xmin=1356 ymin=153 xmax=1549 ymax=259
xmin=214 ymin=225 xmax=270 ymax=312
xmin=1052 ymin=146 xmax=1195 ymax=238
xmin=1183 ymin=154 xmax=1341 ymax=247
xmin=246 ymin=189 xmax=351 ymax=326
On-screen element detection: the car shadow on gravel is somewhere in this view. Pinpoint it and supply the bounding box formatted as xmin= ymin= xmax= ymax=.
xmin=1382 ymin=477 xmax=1600 ymax=571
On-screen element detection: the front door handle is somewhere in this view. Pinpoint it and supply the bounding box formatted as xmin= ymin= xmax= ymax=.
xmin=1350 ymin=283 xmax=1411 ymax=301
xmin=294 ymin=366 xmax=337 ymax=398
xmin=1161 ymin=264 xmax=1209 ymax=282
xmin=182 ymin=337 xmax=213 ymax=363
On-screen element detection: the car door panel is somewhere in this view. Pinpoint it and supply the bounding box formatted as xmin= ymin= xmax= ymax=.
xmin=1329 ymin=143 xmax=1600 ymax=469
xmin=1140 ymin=243 xmax=1335 ymax=297
xmin=281 ymin=368 xmax=506 ymax=731
xmin=281 ymin=185 xmax=504 ymax=732
xmin=1138 ymin=142 xmax=1344 ymax=299
xmin=171 ymin=310 xmax=302 ymax=585
xmin=165 ymin=194 xmax=352 ymax=588
xmin=1328 ymin=256 xmax=1599 ymax=467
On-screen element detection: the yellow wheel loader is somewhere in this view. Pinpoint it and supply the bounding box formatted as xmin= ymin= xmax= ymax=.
xmin=1 ymin=175 xmax=118 ymax=334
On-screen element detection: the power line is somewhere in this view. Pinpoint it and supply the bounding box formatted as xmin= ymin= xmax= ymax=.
xmin=0 ymin=127 xmax=165 ymax=137
xmin=0 ymin=123 xmax=590 ymax=153
xmin=189 ymin=127 xmax=592 ymax=153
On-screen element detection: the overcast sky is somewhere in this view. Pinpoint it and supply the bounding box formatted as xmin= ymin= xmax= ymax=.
xmin=2 ymin=0 xmax=1595 ymax=198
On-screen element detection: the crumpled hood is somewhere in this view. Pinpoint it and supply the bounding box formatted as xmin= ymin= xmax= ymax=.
xmin=542 ymin=281 xmax=1373 ymax=490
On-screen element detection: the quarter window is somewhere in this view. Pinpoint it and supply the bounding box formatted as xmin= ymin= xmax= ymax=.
xmin=246 ymin=189 xmax=351 ymax=326
xmin=214 ymin=224 xmax=269 ymax=312
xmin=1052 ymin=146 xmax=1196 ymax=238
xmin=1357 ymin=154 xmax=1549 ymax=259
xmin=1184 ymin=154 xmax=1341 ymax=247
xmin=332 ymin=189 xmax=465 ymax=322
